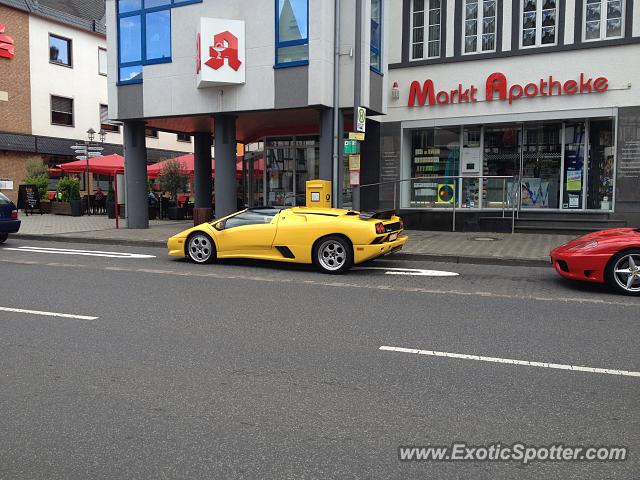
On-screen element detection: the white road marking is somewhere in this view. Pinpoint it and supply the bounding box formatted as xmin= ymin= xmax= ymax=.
xmin=355 ymin=267 xmax=459 ymax=276
xmin=0 ymin=306 xmax=98 ymax=321
xmin=4 ymin=246 xmax=155 ymax=259
xmin=379 ymin=345 xmax=640 ymax=378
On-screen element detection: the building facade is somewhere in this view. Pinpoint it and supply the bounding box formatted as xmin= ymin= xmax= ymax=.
xmin=375 ymin=0 xmax=640 ymax=231
xmin=0 ymin=0 xmax=192 ymax=202
xmin=106 ymin=0 xmax=388 ymax=227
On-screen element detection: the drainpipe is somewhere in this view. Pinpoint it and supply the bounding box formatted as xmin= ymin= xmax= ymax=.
xmin=352 ymin=0 xmax=363 ymax=212
xmin=332 ymin=0 xmax=341 ymax=208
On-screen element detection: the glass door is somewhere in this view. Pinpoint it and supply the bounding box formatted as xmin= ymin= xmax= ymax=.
xmin=266 ymin=140 xmax=295 ymax=206
xmin=562 ymin=121 xmax=586 ymax=209
xmin=483 ymin=126 xmax=521 ymax=208
xmin=587 ymin=119 xmax=615 ymax=211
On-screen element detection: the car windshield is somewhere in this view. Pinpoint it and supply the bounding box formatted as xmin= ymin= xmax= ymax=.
xmin=0 ymin=192 xmax=11 ymax=204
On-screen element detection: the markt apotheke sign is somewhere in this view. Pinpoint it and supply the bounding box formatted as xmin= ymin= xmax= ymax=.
xmin=407 ymin=72 xmax=609 ymax=107
xmin=197 ymin=18 xmax=245 ymax=88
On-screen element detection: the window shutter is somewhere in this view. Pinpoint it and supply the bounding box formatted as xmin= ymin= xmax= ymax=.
xmin=51 ymin=96 xmax=72 ymax=114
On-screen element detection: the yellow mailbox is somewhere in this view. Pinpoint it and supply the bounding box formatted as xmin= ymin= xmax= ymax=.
xmin=306 ymin=180 xmax=332 ymax=208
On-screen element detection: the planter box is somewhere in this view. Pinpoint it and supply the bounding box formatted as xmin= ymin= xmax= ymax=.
xmin=40 ymin=202 xmax=51 ymax=214
xmin=51 ymin=201 xmax=72 ymax=215
xmin=168 ymin=206 xmax=185 ymax=220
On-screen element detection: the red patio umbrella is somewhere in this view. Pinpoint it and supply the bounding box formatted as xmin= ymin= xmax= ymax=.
xmin=147 ymin=153 xmax=250 ymax=179
xmin=58 ymin=154 xmax=125 ymax=175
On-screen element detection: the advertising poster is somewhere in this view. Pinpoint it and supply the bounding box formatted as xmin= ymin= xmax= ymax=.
xmin=566 ymin=170 xmax=582 ymax=192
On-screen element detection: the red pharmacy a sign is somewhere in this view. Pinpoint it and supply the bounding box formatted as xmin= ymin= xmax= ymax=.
xmin=0 ymin=23 xmax=15 ymax=59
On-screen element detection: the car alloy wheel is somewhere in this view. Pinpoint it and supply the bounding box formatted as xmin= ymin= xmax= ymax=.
xmin=317 ymin=238 xmax=348 ymax=272
xmin=612 ymin=253 xmax=640 ymax=294
xmin=187 ymin=233 xmax=215 ymax=264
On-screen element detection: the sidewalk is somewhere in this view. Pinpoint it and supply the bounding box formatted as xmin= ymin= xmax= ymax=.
xmin=12 ymin=214 xmax=576 ymax=266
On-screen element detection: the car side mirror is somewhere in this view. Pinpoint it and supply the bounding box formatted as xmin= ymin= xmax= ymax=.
xmin=213 ymin=221 xmax=224 ymax=231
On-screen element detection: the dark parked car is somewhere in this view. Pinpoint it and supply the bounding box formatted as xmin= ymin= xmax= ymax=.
xmin=0 ymin=192 xmax=20 ymax=243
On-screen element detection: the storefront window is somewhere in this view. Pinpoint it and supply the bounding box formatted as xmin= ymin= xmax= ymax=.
xmin=409 ymin=127 xmax=460 ymax=208
xmin=521 ymin=123 xmax=562 ymax=208
xmin=587 ymin=119 xmax=615 ymax=210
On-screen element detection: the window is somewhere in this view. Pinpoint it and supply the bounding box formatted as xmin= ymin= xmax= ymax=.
xmin=220 ymin=209 xmax=280 ymax=229
xmin=275 ymin=0 xmax=309 ymax=66
xmin=0 ymin=192 xmax=11 ymax=204
xmin=100 ymin=104 xmax=120 ymax=133
xmin=177 ymin=133 xmax=191 ymax=142
xmin=370 ymin=0 xmax=383 ymax=71
xmin=49 ymin=34 xmax=72 ymax=66
xmin=145 ymin=127 xmax=159 ymax=138
xmin=584 ymin=0 xmax=624 ymax=41
xmin=521 ymin=0 xmax=557 ymax=47
xmin=98 ymin=47 xmax=108 ymax=75
xmin=463 ymin=0 xmax=496 ymax=54
xmin=117 ymin=1 xmax=202 ymax=84
xmin=51 ymin=96 xmax=73 ymax=126
xmin=411 ymin=0 xmax=441 ymax=60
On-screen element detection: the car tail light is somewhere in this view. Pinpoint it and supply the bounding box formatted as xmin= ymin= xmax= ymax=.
xmin=10 ymin=210 xmax=18 ymax=219
xmin=375 ymin=222 xmax=385 ymax=234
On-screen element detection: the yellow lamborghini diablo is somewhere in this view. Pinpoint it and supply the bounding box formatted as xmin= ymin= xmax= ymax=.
xmin=167 ymin=207 xmax=408 ymax=273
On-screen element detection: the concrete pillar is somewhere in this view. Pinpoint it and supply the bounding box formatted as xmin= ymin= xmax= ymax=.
xmin=194 ymin=132 xmax=212 ymax=208
xmin=123 ymin=120 xmax=148 ymax=229
xmin=193 ymin=131 xmax=213 ymax=224
xmin=214 ymin=114 xmax=237 ymax=219
xmin=319 ymin=107 xmax=333 ymax=181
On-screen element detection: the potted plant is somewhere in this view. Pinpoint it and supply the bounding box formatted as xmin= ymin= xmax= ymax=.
xmin=159 ymin=159 xmax=188 ymax=220
xmin=23 ymin=158 xmax=50 ymax=213
xmin=106 ymin=184 xmax=116 ymax=219
xmin=53 ymin=177 xmax=82 ymax=216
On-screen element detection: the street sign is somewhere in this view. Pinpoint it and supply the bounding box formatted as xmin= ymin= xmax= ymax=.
xmin=356 ymin=106 xmax=366 ymax=133
xmin=70 ymin=145 xmax=86 ymax=150
xmin=88 ymin=153 xmax=103 ymax=158
xmin=75 ymin=155 xmax=87 ymax=160
xmin=343 ymin=140 xmax=358 ymax=155
xmin=348 ymin=154 xmax=360 ymax=171
xmin=348 ymin=132 xmax=365 ymax=141
xmin=349 ymin=170 xmax=360 ymax=186
xmin=87 ymin=147 xmax=103 ymax=151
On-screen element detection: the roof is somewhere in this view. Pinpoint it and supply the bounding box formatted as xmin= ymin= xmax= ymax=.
xmin=0 ymin=0 xmax=106 ymax=35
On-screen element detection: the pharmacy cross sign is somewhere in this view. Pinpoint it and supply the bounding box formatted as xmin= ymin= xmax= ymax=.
xmin=205 ymin=30 xmax=241 ymax=71
xmin=0 ymin=23 xmax=15 ymax=59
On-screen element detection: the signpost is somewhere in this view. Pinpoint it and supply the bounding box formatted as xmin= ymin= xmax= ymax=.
xmin=70 ymin=132 xmax=104 ymax=217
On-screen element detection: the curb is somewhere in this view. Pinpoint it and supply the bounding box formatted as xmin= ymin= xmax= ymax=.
xmin=10 ymin=233 xmax=552 ymax=268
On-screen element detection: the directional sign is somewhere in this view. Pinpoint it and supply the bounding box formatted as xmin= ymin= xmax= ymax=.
xmin=88 ymin=153 xmax=102 ymax=157
xmin=75 ymin=156 xmax=87 ymax=160
xmin=87 ymin=147 xmax=103 ymax=151
xmin=70 ymin=145 xmax=86 ymax=150
xmin=356 ymin=106 xmax=366 ymax=133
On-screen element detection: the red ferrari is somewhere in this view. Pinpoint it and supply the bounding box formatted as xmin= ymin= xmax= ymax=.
xmin=550 ymin=228 xmax=640 ymax=296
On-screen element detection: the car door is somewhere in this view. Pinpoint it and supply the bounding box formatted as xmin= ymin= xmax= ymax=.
xmin=214 ymin=209 xmax=281 ymax=253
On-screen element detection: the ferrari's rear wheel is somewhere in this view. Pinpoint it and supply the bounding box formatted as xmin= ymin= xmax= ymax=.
xmin=314 ymin=236 xmax=352 ymax=274
xmin=186 ymin=232 xmax=216 ymax=264
xmin=605 ymin=249 xmax=640 ymax=296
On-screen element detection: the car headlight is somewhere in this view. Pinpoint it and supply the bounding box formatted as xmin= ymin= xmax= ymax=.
xmin=567 ymin=240 xmax=598 ymax=251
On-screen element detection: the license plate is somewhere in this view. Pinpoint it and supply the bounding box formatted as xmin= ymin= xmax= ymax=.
xmin=389 ymin=232 xmax=398 ymax=241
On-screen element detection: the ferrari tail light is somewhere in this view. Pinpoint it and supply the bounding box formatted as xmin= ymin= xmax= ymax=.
xmin=375 ymin=222 xmax=385 ymax=234
xmin=10 ymin=209 xmax=18 ymax=219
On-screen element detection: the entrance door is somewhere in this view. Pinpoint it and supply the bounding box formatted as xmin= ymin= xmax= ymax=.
xmin=562 ymin=121 xmax=586 ymax=209
xmin=264 ymin=137 xmax=320 ymax=207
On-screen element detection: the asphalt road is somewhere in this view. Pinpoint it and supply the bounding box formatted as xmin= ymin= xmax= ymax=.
xmin=0 ymin=238 xmax=638 ymax=479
